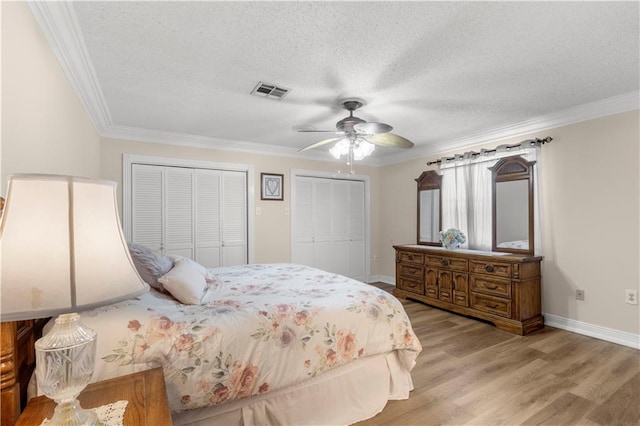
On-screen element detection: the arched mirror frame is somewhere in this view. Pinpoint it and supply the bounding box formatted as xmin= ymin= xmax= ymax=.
xmin=489 ymin=155 xmax=535 ymax=255
xmin=416 ymin=170 xmax=442 ymax=246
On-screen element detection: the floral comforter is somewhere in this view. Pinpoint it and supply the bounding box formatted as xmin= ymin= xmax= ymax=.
xmin=80 ymin=264 xmax=422 ymax=413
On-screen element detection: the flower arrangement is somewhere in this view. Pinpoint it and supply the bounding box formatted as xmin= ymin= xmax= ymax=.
xmin=439 ymin=228 xmax=466 ymax=249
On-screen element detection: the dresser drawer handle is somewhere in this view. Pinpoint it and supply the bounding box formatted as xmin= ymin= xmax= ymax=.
xmin=408 ymin=255 xmax=414 ymax=261
xmin=485 ymin=265 xmax=495 ymax=273
xmin=440 ymin=259 xmax=449 ymax=266
xmin=485 ymin=284 xmax=499 ymax=290
xmin=484 ymin=302 xmax=500 ymax=309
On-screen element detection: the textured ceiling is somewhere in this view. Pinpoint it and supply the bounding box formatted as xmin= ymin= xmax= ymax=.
xmin=35 ymin=1 xmax=640 ymax=164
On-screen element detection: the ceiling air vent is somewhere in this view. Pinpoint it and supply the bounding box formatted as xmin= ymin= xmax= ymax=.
xmin=251 ymin=82 xmax=290 ymax=100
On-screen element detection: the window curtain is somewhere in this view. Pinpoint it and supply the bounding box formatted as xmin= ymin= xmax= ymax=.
xmin=440 ymin=143 xmax=542 ymax=254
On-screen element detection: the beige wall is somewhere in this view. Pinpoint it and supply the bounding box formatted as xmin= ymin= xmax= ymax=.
xmin=0 ymin=2 xmax=100 ymax=193
xmin=100 ymin=137 xmax=382 ymax=269
xmin=379 ymin=110 xmax=640 ymax=335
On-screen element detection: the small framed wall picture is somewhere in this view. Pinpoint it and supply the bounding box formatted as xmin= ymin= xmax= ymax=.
xmin=261 ymin=173 xmax=284 ymax=201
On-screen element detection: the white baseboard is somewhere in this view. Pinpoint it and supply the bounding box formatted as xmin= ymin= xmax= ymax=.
xmin=543 ymin=313 xmax=640 ymax=350
xmin=368 ymin=275 xmax=395 ymax=285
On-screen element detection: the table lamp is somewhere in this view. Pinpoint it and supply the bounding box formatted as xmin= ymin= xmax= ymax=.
xmin=0 ymin=174 xmax=149 ymax=425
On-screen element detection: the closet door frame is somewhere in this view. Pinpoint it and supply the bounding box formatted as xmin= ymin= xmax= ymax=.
xmin=290 ymin=169 xmax=371 ymax=283
xmin=122 ymin=154 xmax=255 ymax=264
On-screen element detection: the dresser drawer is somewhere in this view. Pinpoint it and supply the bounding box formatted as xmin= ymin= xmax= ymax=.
xmin=470 ymin=276 xmax=512 ymax=298
xmin=397 ymin=251 xmax=424 ymax=265
xmin=426 ymin=255 xmax=468 ymax=272
xmin=398 ymin=263 xmax=424 ymax=280
xmin=470 ymin=260 xmax=511 ymax=278
xmin=398 ymin=277 xmax=424 ymax=295
xmin=471 ymin=293 xmax=512 ymax=318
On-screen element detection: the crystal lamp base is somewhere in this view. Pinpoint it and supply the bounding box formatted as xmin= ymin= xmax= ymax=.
xmin=35 ymin=313 xmax=100 ymax=425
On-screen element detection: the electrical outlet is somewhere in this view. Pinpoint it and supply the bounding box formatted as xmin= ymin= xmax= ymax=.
xmin=625 ymin=290 xmax=639 ymax=305
xmin=576 ymin=289 xmax=585 ymax=301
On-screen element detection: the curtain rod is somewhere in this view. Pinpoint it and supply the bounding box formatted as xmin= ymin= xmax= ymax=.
xmin=425 ymin=137 xmax=553 ymax=166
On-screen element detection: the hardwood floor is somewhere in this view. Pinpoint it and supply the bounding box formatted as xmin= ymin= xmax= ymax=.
xmin=358 ymin=283 xmax=640 ymax=426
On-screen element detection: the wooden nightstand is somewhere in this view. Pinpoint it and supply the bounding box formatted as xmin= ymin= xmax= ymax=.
xmin=16 ymin=367 xmax=171 ymax=425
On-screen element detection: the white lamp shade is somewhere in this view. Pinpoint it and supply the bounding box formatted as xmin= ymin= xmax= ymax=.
xmin=0 ymin=174 xmax=149 ymax=321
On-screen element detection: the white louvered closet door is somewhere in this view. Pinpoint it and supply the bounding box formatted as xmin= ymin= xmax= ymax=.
xmin=292 ymin=177 xmax=314 ymax=267
xmin=347 ymin=180 xmax=365 ymax=282
xmin=195 ymin=169 xmax=221 ymax=267
xmin=331 ymin=180 xmax=350 ymax=277
xmin=313 ymin=179 xmax=333 ymax=273
xmin=131 ymin=164 xmax=164 ymax=252
xmin=221 ymin=171 xmax=247 ymax=266
xmin=165 ymin=167 xmax=195 ymax=259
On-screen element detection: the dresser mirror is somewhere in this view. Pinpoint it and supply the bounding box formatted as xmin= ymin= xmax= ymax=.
xmin=416 ymin=171 xmax=442 ymax=245
xmin=490 ymin=155 xmax=535 ymax=255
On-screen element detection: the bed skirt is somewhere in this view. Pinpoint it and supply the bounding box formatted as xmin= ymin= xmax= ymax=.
xmin=173 ymin=351 xmax=414 ymax=426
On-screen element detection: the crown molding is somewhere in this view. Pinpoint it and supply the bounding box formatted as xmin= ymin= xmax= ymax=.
xmin=29 ymin=1 xmax=638 ymax=167
xmin=27 ymin=1 xmax=112 ymax=133
xmin=102 ymin=124 xmax=341 ymax=162
xmin=379 ymin=91 xmax=640 ymax=166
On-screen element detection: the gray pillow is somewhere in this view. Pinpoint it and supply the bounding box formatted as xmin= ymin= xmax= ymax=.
xmin=127 ymin=242 xmax=174 ymax=291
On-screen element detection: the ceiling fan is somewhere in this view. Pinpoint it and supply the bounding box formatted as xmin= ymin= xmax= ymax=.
xmin=294 ymin=98 xmax=414 ymax=162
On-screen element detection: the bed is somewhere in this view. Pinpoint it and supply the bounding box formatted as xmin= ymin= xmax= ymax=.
xmin=23 ymin=259 xmax=421 ymax=425
xmin=497 ymin=239 xmax=529 ymax=250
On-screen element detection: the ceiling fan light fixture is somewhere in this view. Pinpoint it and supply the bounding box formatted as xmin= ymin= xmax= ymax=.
xmin=353 ymin=139 xmax=375 ymax=160
xmin=329 ymin=139 xmax=350 ymax=159
xmin=329 ymin=138 xmax=375 ymax=161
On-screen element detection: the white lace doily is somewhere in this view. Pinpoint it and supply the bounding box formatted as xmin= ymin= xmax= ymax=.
xmin=40 ymin=400 xmax=128 ymax=426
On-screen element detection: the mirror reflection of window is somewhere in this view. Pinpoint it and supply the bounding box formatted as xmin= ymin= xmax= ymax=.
xmin=496 ymin=180 xmax=529 ymax=250
xmin=416 ymin=170 xmax=442 ymax=246
xmin=419 ymin=189 xmax=440 ymax=243
xmin=490 ymin=154 xmax=536 ymax=255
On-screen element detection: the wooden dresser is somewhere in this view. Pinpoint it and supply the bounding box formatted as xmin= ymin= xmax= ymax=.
xmin=394 ymin=245 xmax=543 ymax=335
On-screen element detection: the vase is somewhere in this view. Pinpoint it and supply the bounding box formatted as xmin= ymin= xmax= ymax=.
xmin=442 ymin=242 xmax=460 ymax=250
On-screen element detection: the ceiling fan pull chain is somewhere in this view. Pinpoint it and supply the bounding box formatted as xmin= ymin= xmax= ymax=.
xmin=349 ymin=143 xmax=355 ymax=174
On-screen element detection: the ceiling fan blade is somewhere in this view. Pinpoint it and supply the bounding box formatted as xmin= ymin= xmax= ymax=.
xmin=292 ymin=124 xmax=330 ymax=132
xmin=298 ymin=137 xmax=343 ymax=152
xmin=368 ymin=133 xmax=414 ymax=149
xmin=354 ymin=122 xmax=393 ymax=134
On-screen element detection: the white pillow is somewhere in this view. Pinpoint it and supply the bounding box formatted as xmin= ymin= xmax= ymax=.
xmin=158 ymin=258 xmax=208 ymax=304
